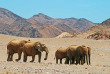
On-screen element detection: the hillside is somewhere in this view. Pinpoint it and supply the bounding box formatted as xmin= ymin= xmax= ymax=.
xmin=0 ymin=8 xmax=60 ymax=38
xmin=28 ymin=13 xmax=96 ymax=32
xmin=0 ymin=8 xmax=96 ymax=38
xmin=0 ymin=8 xmax=22 ymax=25
xmin=78 ymin=19 xmax=110 ymax=40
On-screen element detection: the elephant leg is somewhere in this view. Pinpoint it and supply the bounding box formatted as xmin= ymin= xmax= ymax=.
xmin=65 ymin=56 xmax=69 ymax=64
xmin=69 ymin=57 xmax=73 ymax=64
xmin=16 ymin=50 xmax=22 ymax=62
xmin=30 ymin=55 xmax=35 ymax=62
xmin=89 ymin=54 xmax=91 ymax=65
xmin=83 ymin=56 xmax=86 ymax=65
xmin=72 ymin=58 xmax=74 ymax=64
xmin=78 ymin=56 xmax=81 ymax=65
xmin=67 ymin=57 xmax=69 ymax=64
xmin=79 ymin=56 xmax=82 ymax=65
xmin=79 ymin=56 xmax=83 ymax=65
xmin=60 ymin=59 xmax=62 ymax=64
xmin=72 ymin=58 xmax=75 ymax=64
xmin=38 ymin=52 xmax=41 ymax=63
xmin=7 ymin=52 xmax=11 ymax=61
xmin=76 ymin=58 xmax=79 ymax=65
xmin=23 ymin=54 xmax=27 ymax=62
xmin=86 ymin=54 xmax=88 ymax=65
xmin=76 ymin=56 xmax=80 ymax=65
xmin=70 ymin=59 xmax=72 ymax=64
xmin=56 ymin=58 xmax=58 ymax=64
xmin=65 ymin=57 xmax=67 ymax=64
xmin=83 ymin=55 xmax=85 ymax=63
xmin=10 ymin=54 xmax=14 ymax=61
xmin=80 ymin=56 xmax=84 ymax=65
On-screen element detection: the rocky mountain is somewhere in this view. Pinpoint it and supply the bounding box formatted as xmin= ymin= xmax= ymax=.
xmin=0 ymin=8 xmax=63 ymax=37
xmin=28 ymin=13 xmax=96 ymax=32
xmin=0 ymin=8 xmax=22 ymax=25
xmin=79 ymin=19 xmax=110 ymax=40
xmin=0 ymin=8 xmax=42 ymax=37
xmin=0 ymin=8 xmax=97 ymax=38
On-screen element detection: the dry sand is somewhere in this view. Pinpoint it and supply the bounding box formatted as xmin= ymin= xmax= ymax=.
xmin=0 ymin=34 xmax=110 ymax=74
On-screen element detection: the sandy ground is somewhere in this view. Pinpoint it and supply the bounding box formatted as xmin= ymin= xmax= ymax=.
xmin=0 ymin=34 xmax=110 ymax=74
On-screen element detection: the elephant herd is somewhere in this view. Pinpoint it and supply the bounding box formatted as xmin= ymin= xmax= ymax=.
xmin=55 ymin=45 xmax=91 ymax=65
xmin=6 ymin=39 xmax=91 ymax=65
xmin=7 ymin=39 xmax=49 ymax=63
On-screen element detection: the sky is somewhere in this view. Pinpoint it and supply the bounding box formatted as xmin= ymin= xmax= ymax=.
xmin=0 ymin=0 xmax=110 ymax=23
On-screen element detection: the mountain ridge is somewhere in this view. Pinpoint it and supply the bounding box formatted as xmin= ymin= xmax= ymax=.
xmin=29 ymin=13 xmax=96 ymax=32
xmin=0 ymin=8 xmax=98 ymax=38
xmin=77 ymin=18 xmax=110 ymax=40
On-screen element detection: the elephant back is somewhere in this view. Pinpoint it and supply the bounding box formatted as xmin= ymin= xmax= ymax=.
xmin=57 ymin=48 xmax=66 ymax=53
xmin=66 ymin=45 xmax=78 ymax=57
xmin=55 ymin=48 xmax=66 ymax=58
xmin=7 ymin=40 xmax=20 ymax=47
xmin=68 ymin=45 xmax=78 ymax=51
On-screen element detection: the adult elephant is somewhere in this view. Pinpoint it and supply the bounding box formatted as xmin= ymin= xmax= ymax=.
xmin=82 ymin=46 xmax=91 ymax=65
xmin=55 ymin=48 xmax=67 ymax=64
xmin=7 ymin=39 xmax=31 ymax=61
xmin=23 ymin=42 xmax=49 ymax=63
xmin=65 ymin=45 xmax=79 ymax=64
xmin=75 ymin=45 xmax=89 ymax=65
xmin=87 ymin=46 xmax=91 ymax=65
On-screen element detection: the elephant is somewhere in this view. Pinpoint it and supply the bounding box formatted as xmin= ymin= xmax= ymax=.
xmin=87 ymin=46 xmax=91 ymax=65
xmin=55 ymin=48 xmax=67 ymax=64
xmin=41 ymin=44 xmax=49 ymax=60
xmin=82 ymin=46 xmax=91 ymax=65
xmin=65 ymin=45 xmax=79 ymax=64
xmin=22 ymin=42 xmax=49 ymax=63
xmin=75 ymin=45 xmax=89 ymax=65
xmin=7 ymin=39 xmax=31 ymax=61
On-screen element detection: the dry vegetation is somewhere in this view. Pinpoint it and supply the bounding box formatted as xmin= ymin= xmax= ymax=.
xmin=87 ymin=31 xmax=110 ymax=40
xmin=0 ymin=34 xmax=110 ymax=74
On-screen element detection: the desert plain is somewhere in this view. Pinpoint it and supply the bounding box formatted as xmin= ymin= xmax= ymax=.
xmin=0 ymin=34 xmax=110 ymax=74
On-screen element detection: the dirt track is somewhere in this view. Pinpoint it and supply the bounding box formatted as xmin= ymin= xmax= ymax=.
xmin=0 ymin=34 xmax=110 ymax=74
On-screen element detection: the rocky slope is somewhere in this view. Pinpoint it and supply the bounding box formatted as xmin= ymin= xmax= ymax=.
xmin=0 ymin=8 xmax=22 ymax=25
xmin=0 ymin=8 xmax=96 ymax=38
xmin=78 ymin=19 xmax=110 ymax=40
xmin=28 ymin=13 xmax=96 ymax=32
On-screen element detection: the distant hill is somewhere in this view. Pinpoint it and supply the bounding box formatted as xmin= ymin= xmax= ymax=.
xmin=28 ymin=13 xmax=96 ymax=32
xmin=78 ymin=19 xmax=110 ymax=40
xmin=0 ymin=8 xmax=22 ymax=25
xmin=0 ymin=8 xmax=97 ymax=38
xmin=0 ymin=8 xmax=42 ymax=37
xmin=56 ymin=32 xmax=76 ymax=38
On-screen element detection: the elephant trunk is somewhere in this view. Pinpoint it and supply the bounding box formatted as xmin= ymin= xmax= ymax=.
xmin=44 ymin=48 xmax=49 ymax=60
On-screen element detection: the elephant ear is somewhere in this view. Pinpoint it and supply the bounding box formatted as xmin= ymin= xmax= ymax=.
xmin=34 ymin=45 xmax=41 ymax=52
xmin=41 ymin=44 xmax=46 ymax=51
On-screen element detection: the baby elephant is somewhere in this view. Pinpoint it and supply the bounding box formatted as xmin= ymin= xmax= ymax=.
xmin=55 ymin=48 xmax=67 ymax=64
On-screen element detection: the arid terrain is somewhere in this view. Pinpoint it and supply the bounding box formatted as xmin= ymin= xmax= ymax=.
xmin=0 ymin=34 xmax=110 ymax=74
xmin=0 ymin=8 xmax=96 ymax=38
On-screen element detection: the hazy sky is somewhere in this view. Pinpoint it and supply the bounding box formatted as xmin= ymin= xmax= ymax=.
xmin=0 ymin=0 xmax=110 ymax=23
